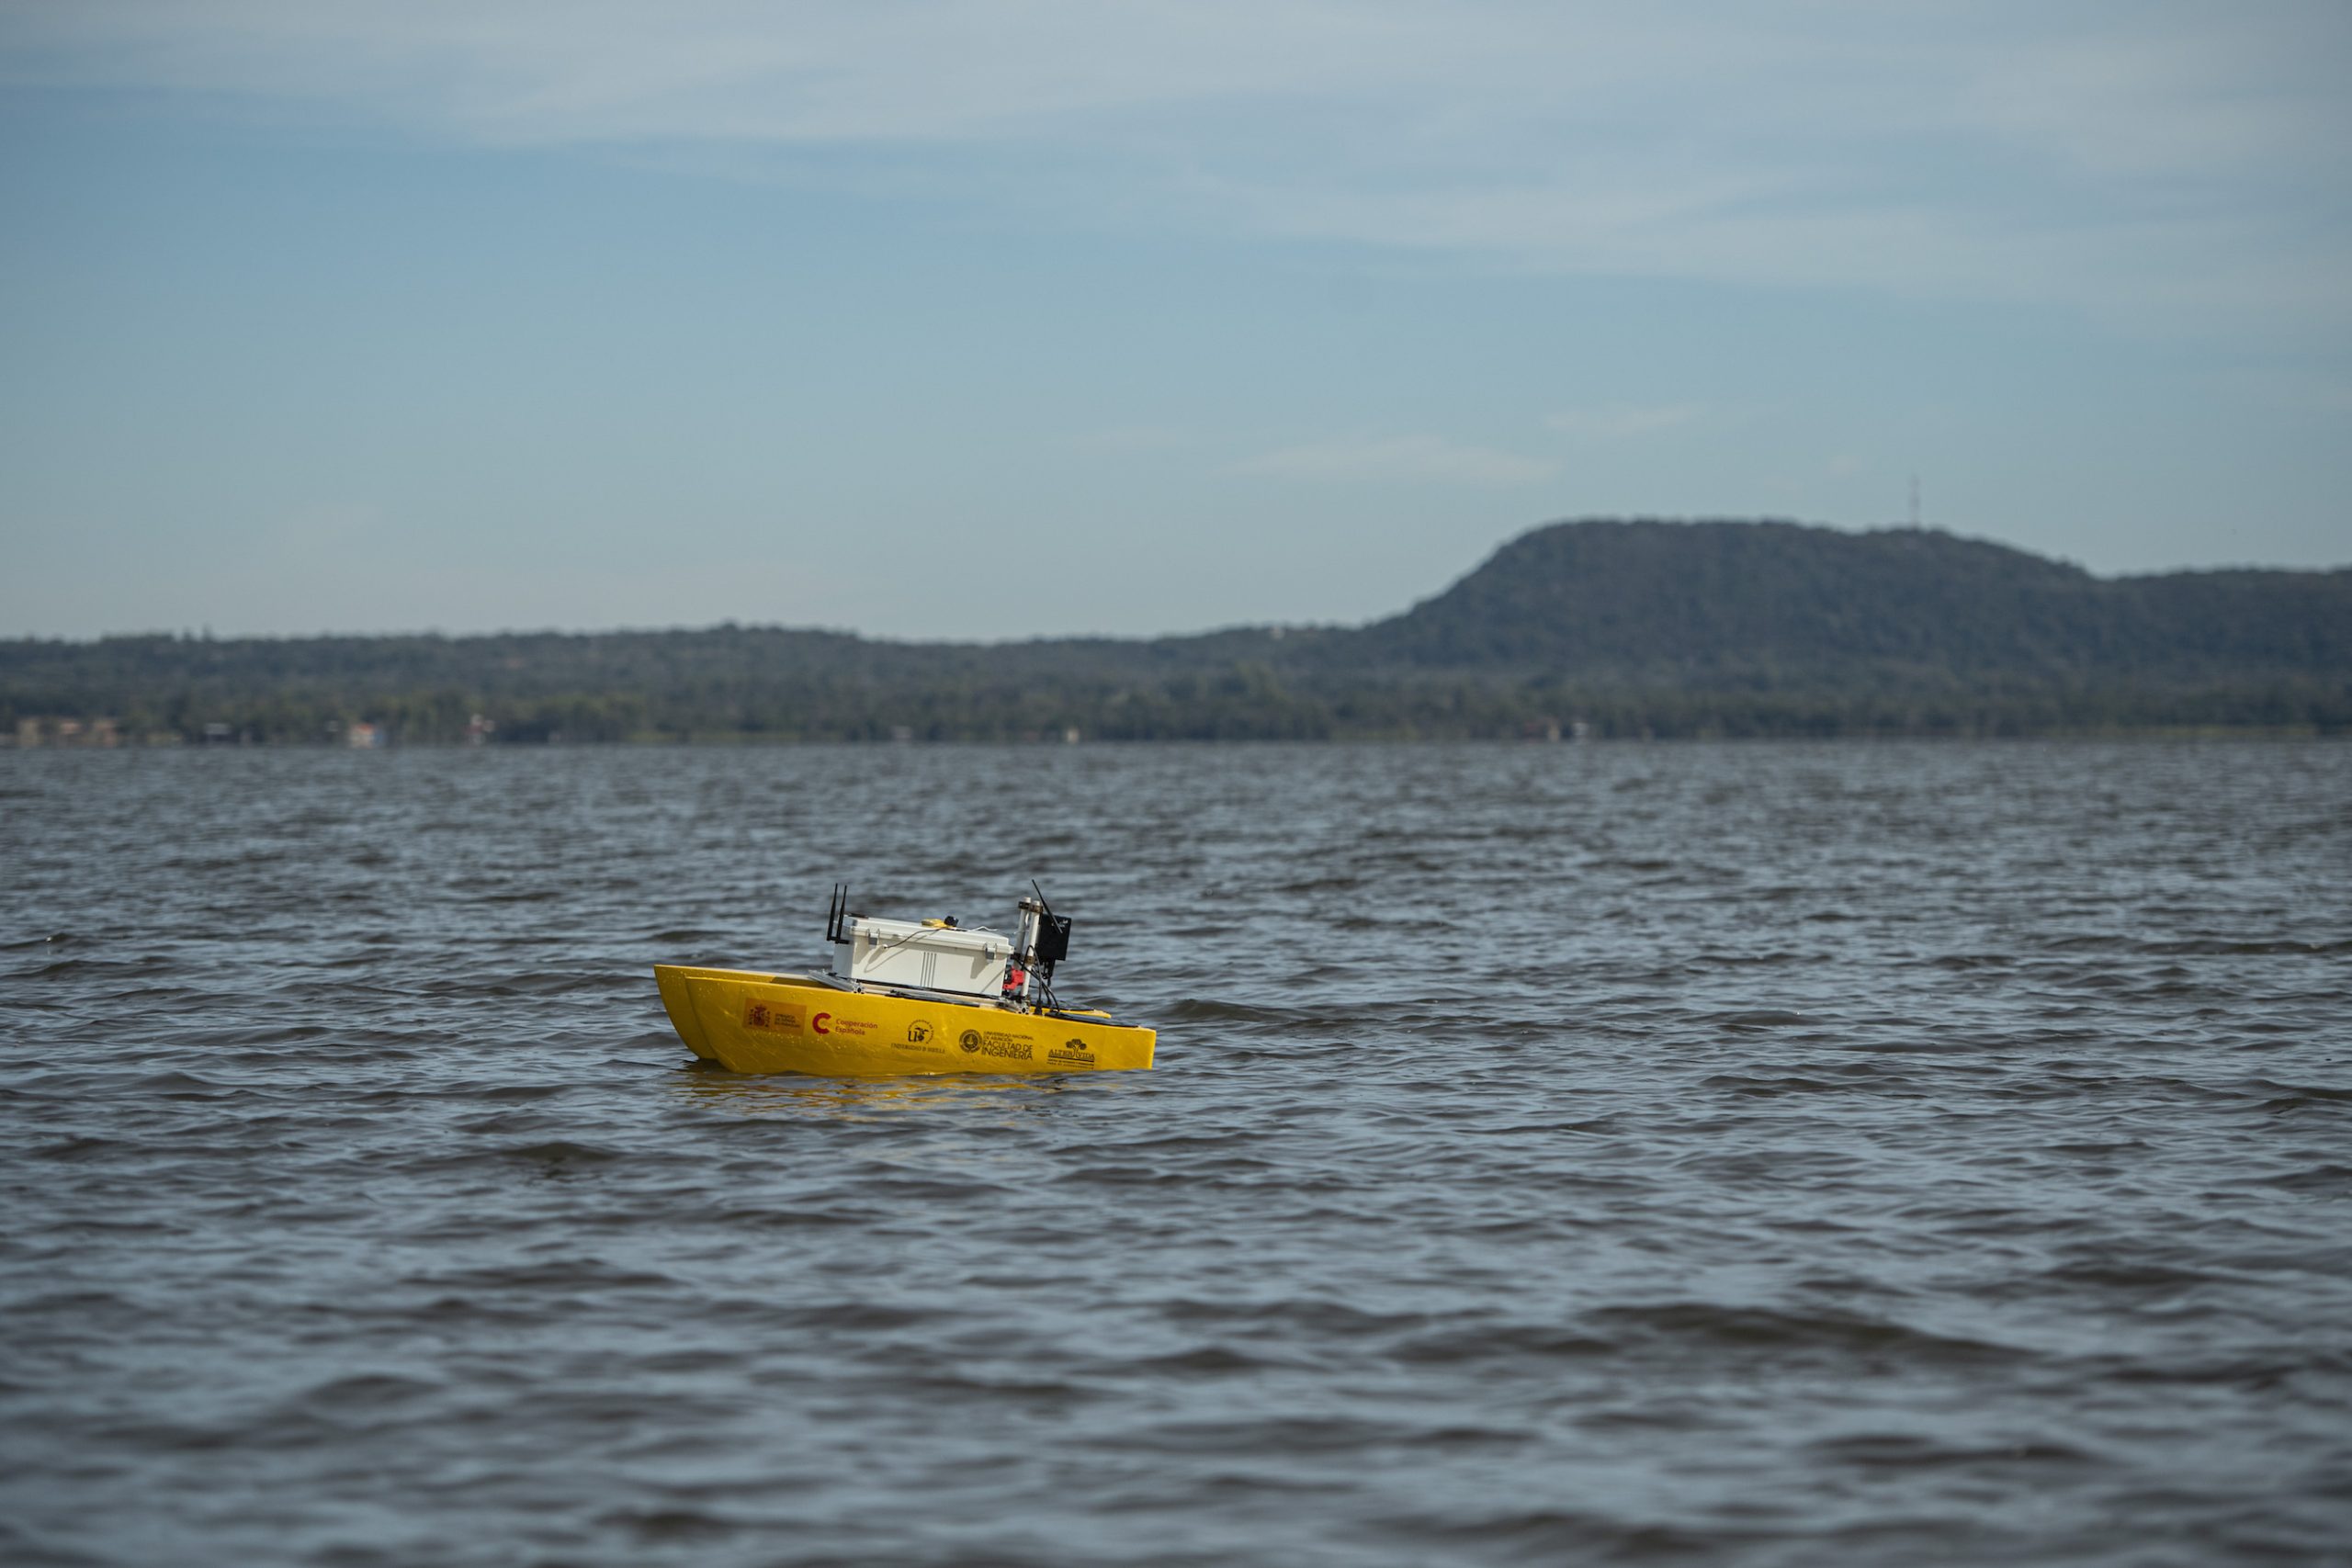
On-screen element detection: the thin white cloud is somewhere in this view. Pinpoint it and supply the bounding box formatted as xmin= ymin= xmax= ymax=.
xmin=1547 ymin=404 xmax=1701 ymax=441
xmin=1237 ymin=434 xmax=1556 ymax=487
xmin=1080 ymin=424 xmax=1194 ymax=452
xmin=3 ymin=2 xmax=2346 ymax=331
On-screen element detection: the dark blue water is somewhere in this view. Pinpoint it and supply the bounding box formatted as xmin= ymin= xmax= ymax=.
xmin=4 ymin=742 xmax=2348 ymax=1565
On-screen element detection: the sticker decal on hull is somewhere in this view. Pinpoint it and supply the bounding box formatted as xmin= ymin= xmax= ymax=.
xmin=959 ymin=1029 xmax=1035 ymax=1060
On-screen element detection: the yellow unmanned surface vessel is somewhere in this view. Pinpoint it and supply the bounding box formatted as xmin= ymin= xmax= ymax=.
xmin=655 ymin=885 xmax=1154 ymax=1077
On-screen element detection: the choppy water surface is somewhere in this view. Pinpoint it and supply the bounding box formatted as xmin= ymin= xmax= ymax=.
xmin=3 ymin=742 xmax=2349 ymax=1566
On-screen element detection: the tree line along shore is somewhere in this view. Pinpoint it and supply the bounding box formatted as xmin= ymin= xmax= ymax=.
xmin=10 ymin=519 xmax=2347 ymax=744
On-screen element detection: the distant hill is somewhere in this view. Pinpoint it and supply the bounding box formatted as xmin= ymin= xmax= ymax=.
xmin=6 ymin=519 xmax=2347 ymax=741
xmin=1329 ymin=520 xmax=2352 ymax=681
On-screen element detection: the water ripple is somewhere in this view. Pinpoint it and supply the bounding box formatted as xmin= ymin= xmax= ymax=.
xmin=1 ymin=740 xmax=2347 ymax=1566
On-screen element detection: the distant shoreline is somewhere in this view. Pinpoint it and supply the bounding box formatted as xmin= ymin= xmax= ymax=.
xmin=8 ymin=724 xmax=2345 ymax=750
xmin=10 ymin=520 xmax=2347 ymax=745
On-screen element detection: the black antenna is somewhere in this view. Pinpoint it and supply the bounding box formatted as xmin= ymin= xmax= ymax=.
xmin=825 ymin=883 xmax=849 ymax=944
xmin=1027 ymin=879 xmax=1073 ymax=977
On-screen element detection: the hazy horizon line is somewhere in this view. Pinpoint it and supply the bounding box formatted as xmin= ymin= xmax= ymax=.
xmin=12 ymin=516 xmax=2346 ymax=649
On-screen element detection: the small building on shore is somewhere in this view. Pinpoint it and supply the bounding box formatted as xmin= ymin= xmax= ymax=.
xmin=10 ymin=716 xmax=126 ymax=748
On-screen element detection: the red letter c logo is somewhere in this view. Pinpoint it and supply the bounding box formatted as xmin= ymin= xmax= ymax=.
xmin=812 ymin=1012 xmax=831 ymax=1035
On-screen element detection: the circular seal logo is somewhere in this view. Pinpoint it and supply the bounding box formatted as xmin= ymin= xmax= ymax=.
xmin=908 ymin=1021 xmax=933 ymax=1043
xmin=959 ymin=1030 xmax=982 ymax=1053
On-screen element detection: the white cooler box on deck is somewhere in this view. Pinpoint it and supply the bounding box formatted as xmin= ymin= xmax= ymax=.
xmin=832 ymin=918 xmax=1011 ymax=998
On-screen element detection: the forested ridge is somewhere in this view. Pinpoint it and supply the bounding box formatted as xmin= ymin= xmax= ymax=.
xmin=8 ymin=520 xmax=2348 ymax=741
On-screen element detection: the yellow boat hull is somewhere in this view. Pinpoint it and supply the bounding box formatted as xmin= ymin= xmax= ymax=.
xmin=653 ymin=965 xmax=1155 ymax=1077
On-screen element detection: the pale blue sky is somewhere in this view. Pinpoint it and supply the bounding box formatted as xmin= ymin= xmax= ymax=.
xmin=4 ymin=2 xmax=2347 ymax=640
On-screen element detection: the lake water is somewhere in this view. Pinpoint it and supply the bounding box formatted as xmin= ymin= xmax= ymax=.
xmin=3 ymin=741 xmax=2348 ymax=1566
